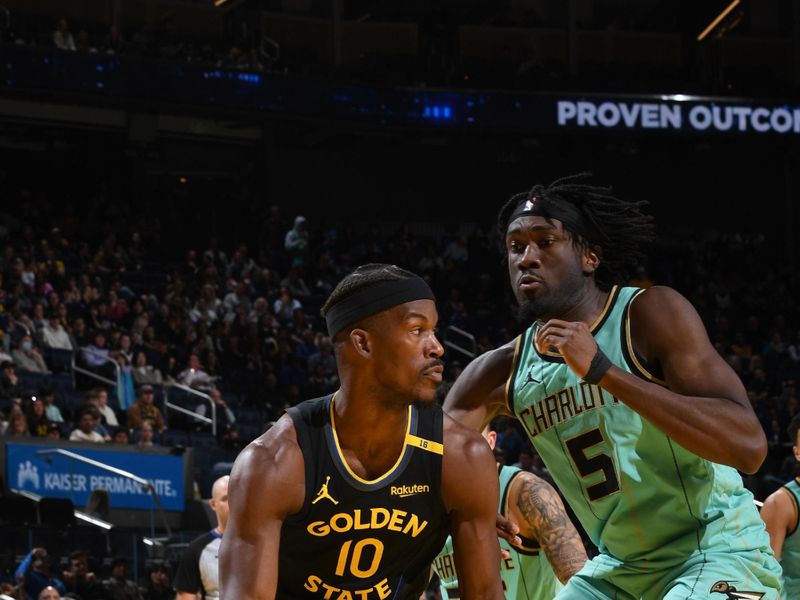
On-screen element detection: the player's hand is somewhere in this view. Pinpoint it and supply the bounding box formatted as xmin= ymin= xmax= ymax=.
xmin=496 ymin=512 xmax=521 ymax=550
xmin=535 ymin=320 xmax=597 ymax=378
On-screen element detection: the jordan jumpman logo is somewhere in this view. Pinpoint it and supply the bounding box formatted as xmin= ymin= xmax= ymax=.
xmin=312 ymin=475 xmax=338 ymax=505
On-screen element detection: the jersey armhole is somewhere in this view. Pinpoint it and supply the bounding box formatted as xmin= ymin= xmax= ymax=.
xmin=784 ymin=486 xmax=800 ymax=537
xmin=285 ymin=405 xmax=314 ymax=521
xmin=505 ymin=335 xmax=525 ymax=414
xmin=621 ymin=289 xmax=668 ymax=386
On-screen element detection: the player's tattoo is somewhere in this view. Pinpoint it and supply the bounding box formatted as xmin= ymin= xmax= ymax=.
xmin=516 ymin=475 xmax=587 ymax=584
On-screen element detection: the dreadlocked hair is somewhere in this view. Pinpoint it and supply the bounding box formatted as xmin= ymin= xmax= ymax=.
xmin=320 ymin=263 xmax=420 ymax=339
xmin=496 ymin=173 xmax=655 ymax=289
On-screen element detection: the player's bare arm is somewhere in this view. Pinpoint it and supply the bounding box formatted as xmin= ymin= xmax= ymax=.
xmin=535 ymin=285 xmax=766 ymax=473
xmin=442 ymin=415 xmax=505 ymax=600
xmin=508 ymin=472 xmax=587 ymax=583
xmin=443 ymin=341 xmax=515 ymax=431
xmin=219 ymin=416 xmax=305 ymax=600
xmin=761 ymin=487 xmax=798 ymax=560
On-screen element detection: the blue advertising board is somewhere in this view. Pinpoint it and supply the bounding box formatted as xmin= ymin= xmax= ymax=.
xmin=6 ymin=443 xmax=184 ymax=511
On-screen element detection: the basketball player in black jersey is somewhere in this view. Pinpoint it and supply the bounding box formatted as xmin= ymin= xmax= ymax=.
xmin=220 ymin=264 xmax=504 ymax=600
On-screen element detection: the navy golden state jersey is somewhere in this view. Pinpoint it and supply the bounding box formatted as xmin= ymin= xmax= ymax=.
xmin=278 ymin=394 xmax=449 ymax=600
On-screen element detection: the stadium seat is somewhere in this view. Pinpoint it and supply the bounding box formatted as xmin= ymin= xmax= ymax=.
xmin=0 ymin=495 xmax=38 ymax=526
xmin=39 ymin=497 xmax=76 ymax=529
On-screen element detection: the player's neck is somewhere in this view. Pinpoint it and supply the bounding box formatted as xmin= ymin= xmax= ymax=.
xmin=552 ymin=283 xmax=608 ymax=326
xmin=332 ymin=392 xmax=409 ymax=476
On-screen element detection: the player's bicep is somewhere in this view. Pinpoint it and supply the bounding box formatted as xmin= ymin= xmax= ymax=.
xmin=444 ymin=345 xmax=514 ymax=431
xmin=443 ymin=429 xmax=504 ymax=599
xmin=220 ymin=427 xmax=305 ymax=600
xmin=634 ymin=288 xmax=746 ymax=402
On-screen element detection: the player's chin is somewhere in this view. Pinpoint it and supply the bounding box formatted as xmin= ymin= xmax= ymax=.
xmin=414 ymin=383 xmax=439 ymax=403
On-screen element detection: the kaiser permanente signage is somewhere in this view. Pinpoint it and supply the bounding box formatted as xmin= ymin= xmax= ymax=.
xmin=554 ymin=95 xmax=800 ymax=135
xmin=4 ymin=441 xmax=185 ymax=511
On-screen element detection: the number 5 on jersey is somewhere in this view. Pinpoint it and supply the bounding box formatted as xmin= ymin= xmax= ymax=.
xmin=565 ymin=428 xmax=620 ymax=501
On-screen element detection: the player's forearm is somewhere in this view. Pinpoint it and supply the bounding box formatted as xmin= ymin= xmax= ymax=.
xmin=598 ymin=366 xmax=766 ymax=473
xmin=515 ymin=478 xmax=587 ymax=583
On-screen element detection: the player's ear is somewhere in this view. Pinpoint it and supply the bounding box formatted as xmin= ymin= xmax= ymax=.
xmin=349 ymin=329 xmax=371 ymax=357
xmin=583 ymin=245 xmax=601 ymax=275
xmin=793 ymin=444 xmax=800 ymax=463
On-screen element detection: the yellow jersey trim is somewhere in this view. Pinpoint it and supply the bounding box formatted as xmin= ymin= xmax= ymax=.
xmin=329 ymin=395 xmax=413 ymax=485
xmin=406 ymin=434 xmax=443 ymax=455
xmin=505 ymin=335 xmax=524 ymax=413
xmin=625 ymin=290 xmax=667 ymax=385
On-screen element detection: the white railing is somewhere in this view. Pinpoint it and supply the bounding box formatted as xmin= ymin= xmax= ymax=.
xmin=73 ymin=346 xmax=124 ymax=404
xmin=35 ymin=448 xmax=172 ymax=538
xmin=444 ymin=325 xmax=477 ymax=360
xmin=164 ymin=383 xmax=217 ymax=436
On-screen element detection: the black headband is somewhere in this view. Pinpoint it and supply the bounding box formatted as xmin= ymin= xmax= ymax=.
xmin=325 ymin=277 xmax=435 ymax=339
xmin=508 ymin=192 xmax=606 ymax=244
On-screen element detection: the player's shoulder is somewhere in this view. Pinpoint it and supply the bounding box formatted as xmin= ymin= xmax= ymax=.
xmin=232 ymin=413 xmax=303 ymax=486
xmin=631 ymin=285 xmax=695 ymax=318
xmin=763 ymin=484 xmax=797 ymax=512
xmin=442 ymin=412 xmax=494 ymax=463
xmin=229 ymin=413 xmax=306 ymax=517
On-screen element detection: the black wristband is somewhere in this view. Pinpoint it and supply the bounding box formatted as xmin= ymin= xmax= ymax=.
xmin=584 ymin=347 xmax=612 ymax=384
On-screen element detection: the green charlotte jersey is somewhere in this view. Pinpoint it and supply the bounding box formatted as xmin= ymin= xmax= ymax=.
xmin=509 ymin=286 xmax=771 ymax=569
xmin=780 ymin=478 xmax=800 ymax=595
xmin=432 ymin=465 xmax=562 ymax=599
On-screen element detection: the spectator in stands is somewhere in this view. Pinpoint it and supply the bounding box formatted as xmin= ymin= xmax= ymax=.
xmin=45 ymin=422 xmax=61 ymax=440
xmin=139 ymin=563 xmax=173 ymax=600
xmin=272 ymin=287 xmax=302 ymax=325
xmin=173 ymin=475 xmax=229 ymax=600
xmin=40 ymin=387 xmax=64 ymax=424
xmin=86 ymin=488 xmax=110 ymax=520
xmin=112 ymin=428 xmax=130 ymax=445
xmin=0 ymin=361 xmax=24 ymax=402
xmin=12 ymin=334 xmax=49 ymax=373
xmin=88 ymin=387 xmax=119 ymax=429
xmin=246 ymin=296 xmax=270 ymax=325
xmin=131 ymin=351 xmax=163 ymax=386
xmin=103 ymin=24 xmax=125 ymax=55
xmin=62 ymin=550 xmax=108 ymax=600
xmin=69 ymin=407 xmax=105 ymax=443
xmin=126 ymin=385 xmax=165 ymax=433
xmin=177 ymin=353 xmax=216 ymax=392
xmin=284 ymin=215 xmax=309 ymax=265
xmin=82 ymin=331 xmax=115 ymax=380
xmin=195 ymin=388 xmax=235 ymax=433
xmin=6 ymin=407 xmax=30 ymax=436
xmin=280 ymin=265 xmax=311 ymax=300
xmin=71 ymin=316 xmax=89 ymax=347
xmin=41 ymin=311 xmax=73 ymax=351
xmin=103 ymin=557 xmax=141 ymax=600
xmin=222 ymin=280 xmax=250 ymax=316
xmin=117 ymin=333 xmax=133 ymax=365
xmin=15 ymin=547 xmax=66 ymax=599
xmin=26 ymin=396 xmax=51 ymax=437
xmin=135 ymin=422 xmax=157 ymax=448
xmin=190 ymin=296 xmax=219 ymax=325
xmin=53 ymin=19 xmax=76 ymax=52
xmin=38 ymin=586 xmax=62 ymax=600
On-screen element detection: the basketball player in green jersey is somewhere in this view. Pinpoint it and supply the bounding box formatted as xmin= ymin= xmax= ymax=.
xmin=444 ymin=175 xmax=781 ymax=599
xmin=762 ymin=413 xmax=800 ymax=597
xmin=433 ymin=419 xmax=587 ymax=599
